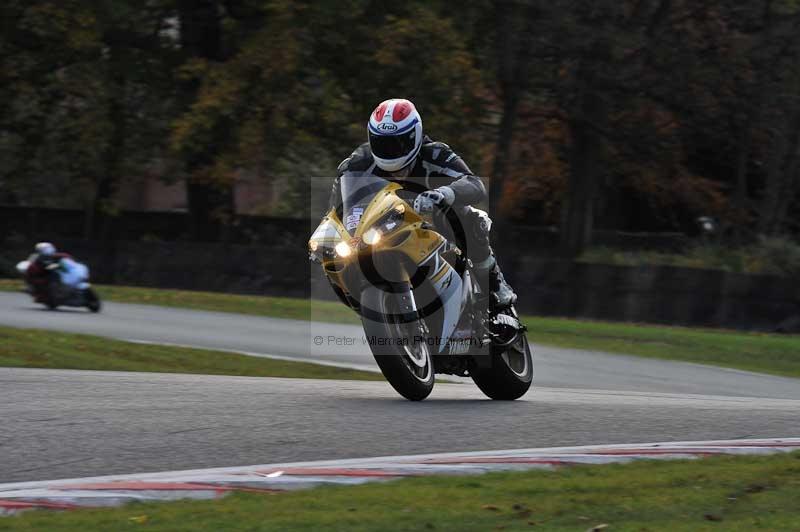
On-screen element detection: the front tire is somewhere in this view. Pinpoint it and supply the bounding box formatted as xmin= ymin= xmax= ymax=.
xmin=45 ymin=279 xmax=60 ymax=310
xmin=471 ymin=333 xmax=533 ymax=400
xmin=85 ymin=289 xmax=101 ymax=313
xmin=361 ymin=286 xmax=434 ymax=401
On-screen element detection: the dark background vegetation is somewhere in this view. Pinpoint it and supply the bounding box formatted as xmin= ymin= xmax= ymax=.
xmin=3 ymin=1 xmax=800 ymax=265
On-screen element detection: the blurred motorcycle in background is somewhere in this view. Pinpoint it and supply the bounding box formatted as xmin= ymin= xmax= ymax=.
xmin=16 ymin=258 xmax=102 ymax=313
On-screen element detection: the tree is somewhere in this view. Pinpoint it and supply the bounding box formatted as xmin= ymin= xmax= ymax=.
xmin=500 ymin=1 xmax=746 ymax=255
xmin=170 ymin=1 xmax=489 ymax=225
xmin=0 ymin=0 xmax=176 ymax=239
xmin=174 ymin=0 xmax=232 ymax=241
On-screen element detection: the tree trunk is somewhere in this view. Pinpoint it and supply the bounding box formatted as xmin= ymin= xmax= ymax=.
xmin=489 ymin=84 xmax=519 ymax=227
xmin=488 ymin=0 xmax=517 ymax=225
xmin=177 ymin=0 xmax=234 ymax=241
xmin=761 ymin=108 xmax=800 ymax=234
xmin=559 ymin=72 xmax=605 ymax=259
xmin=488 ymin=0 xmax=538 ymax=233
xmin=731 ymin=117 xmax=753 ymax=238
xmin=186 ymin=179 xmax=234 ymax=242
xmin=84 ymin=43 xmax=127 ymax=241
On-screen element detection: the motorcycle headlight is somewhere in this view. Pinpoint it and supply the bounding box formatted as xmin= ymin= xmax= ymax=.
xmin=309 ymin=217 xmax=346 ymax=262
xmin=308 ymin=240 xmax=323 ymax=263
xmin=309 ymin=240 xmax=343 ymax=262
xmin=334 ymin=241 xmax=352 ymax=257
xmin=363 ymin=228 xmax=381 ymax=245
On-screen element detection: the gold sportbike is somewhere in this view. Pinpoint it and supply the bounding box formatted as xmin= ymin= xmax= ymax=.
xmin=309 ymin=174 xmax=533 ymax=401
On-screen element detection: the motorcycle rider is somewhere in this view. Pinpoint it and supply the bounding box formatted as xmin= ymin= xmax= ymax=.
xmin=330 ymin=98 xmax=516 ymax=309
xmin=25 ymin=242 xmax=88 ymax=301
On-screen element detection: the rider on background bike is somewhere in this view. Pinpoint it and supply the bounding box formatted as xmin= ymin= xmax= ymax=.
xmin=25 ymin=242 xmax=88 ymax=299
xmin=330 ymin=98 xmax=516 ymax=309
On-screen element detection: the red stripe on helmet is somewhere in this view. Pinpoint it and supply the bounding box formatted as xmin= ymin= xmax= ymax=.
xmin=373 ymin=101 xmax=389 ymax=122
xmin=392 ymin=100 xmax=413 ymax=122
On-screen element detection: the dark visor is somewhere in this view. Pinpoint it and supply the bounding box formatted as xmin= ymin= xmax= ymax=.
xmin=369 ymin=129 xmax=416 ymax=160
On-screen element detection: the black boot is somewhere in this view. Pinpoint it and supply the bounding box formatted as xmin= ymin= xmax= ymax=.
xmin=473 ymin=255 xmax=517 ymax=309
xmin=490 ymin=263 xmax=517 ymax=309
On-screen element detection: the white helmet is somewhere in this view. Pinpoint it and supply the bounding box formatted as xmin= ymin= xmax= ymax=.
xmin=34 ymin=242 xmax=56 ymax=256
xmin=367 ymin=98 xmax=423 ymax=172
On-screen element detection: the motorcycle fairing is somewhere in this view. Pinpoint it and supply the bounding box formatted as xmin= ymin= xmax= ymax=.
xmin=310 ymin=213 xmax=346 ymax=243
xmin=419 ymin=245 xmax=463 ymax=352
xmin=447 ymin=268 xmax=484 ymax=355
xmin=310 ymin=174 xmax=468 ymax=351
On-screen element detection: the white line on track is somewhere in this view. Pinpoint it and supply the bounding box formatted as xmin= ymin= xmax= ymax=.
xmin=122 ymin=338 xmax=468 ymax=382
xmin=123 ymin=338 xmax=381 ymax=373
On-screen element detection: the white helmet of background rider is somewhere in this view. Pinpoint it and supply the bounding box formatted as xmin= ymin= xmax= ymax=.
xmin=367 ymin=98 xmax=423 ymax=173
xmin=34 ymin=242 xmax=56 ymax=257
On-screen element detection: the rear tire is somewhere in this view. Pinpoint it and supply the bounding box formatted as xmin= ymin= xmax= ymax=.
xmin=471 ymin=333 xmax=533 ymax=400
xmin=361 ymin=286 xmax=434 ymax=401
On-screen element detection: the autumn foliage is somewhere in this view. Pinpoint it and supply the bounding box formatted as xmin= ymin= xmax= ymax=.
xmin=2 ymin=1 xmax=800 ymax=253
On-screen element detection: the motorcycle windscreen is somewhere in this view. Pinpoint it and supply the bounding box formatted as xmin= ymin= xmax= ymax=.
xmin=339 ymin=173 xmax=390 ymax=236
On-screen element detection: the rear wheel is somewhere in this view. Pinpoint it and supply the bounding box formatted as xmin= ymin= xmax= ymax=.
xmin=471 ymin=332 xmax=533 ymax=400
xmin=361 ymin=286 xmax=434 ymax=401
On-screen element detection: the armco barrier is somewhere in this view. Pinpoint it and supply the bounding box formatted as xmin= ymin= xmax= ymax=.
xmin=3 ymin=238 xmax=798 ymax=331
xmin=1 ymin=205 xmax=689 ymax=250
xmin=514 ymin=257 xmax=800 ymax=331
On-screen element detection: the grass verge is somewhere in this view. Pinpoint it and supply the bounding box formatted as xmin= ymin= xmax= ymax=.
xmin=3 ymin=452 xmax=799 ymax=531
xmin=524 ymin=316 xmax=800 ymax=379
xmin=0 ymin=278 xmax=359 ymax=324
xmin=0 ymin=325 xmax=381 ymax=381
xmin=2 ymin=279 xmax=800 ymax=378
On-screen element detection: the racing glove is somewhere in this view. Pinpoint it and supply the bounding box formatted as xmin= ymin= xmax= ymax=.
xmin=413 ymin=186 xmax=455 ymax=214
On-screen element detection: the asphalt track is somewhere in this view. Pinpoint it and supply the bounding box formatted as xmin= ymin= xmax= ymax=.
xmin=1 ymin=291 xmax=799 ymax=483
xmin=2 ymin=292 xmax=799 ymax=398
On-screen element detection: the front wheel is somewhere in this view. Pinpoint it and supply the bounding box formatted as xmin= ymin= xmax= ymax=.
xmin=471 ymin=333 xmax=533 ymax=400
xmin=45 ymin=279 xmax=60 ymax=310
xmin=360 ymin=286 xmax=434 ymax=401
xmin=85 ymin=288 xmax=101 ymax=313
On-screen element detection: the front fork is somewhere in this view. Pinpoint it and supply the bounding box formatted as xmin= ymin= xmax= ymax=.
xmin=386 ymin=283 xmax=426 ymax=328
